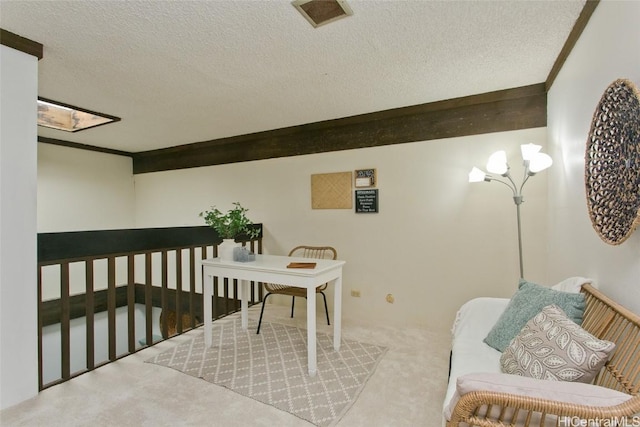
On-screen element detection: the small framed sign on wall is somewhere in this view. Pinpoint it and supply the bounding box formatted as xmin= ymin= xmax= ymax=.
xmin=355 ymin=168 xmax=376 ymax=188
xmin=355 ymin=189 xmax=378 ymax=213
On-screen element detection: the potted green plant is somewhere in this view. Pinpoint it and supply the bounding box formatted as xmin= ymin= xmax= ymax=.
xmin=199 ymin=202 xmax=259 ymax=261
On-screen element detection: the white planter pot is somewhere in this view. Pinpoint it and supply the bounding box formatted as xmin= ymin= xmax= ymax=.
xmin=218 ymin=239 xmax=238 ymax=262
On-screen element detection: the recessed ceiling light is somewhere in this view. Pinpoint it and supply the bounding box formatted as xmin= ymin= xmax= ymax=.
xmin=292 ymin=0 xmax=353 ymax=28
xmin=37 ymin=97 xmax=120 ymax=132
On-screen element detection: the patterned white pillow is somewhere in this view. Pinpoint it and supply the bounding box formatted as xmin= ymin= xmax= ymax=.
xmin=500 ymin=304 xmax=615 ymax=383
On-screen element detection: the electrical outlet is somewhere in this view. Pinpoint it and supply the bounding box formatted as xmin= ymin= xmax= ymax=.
xmin=351 ymin=289 xmax=361 ymax=297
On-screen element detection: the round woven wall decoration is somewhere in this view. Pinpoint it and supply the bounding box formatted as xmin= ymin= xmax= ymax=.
xmin=585 ymin=78 xmax=640 ymax=245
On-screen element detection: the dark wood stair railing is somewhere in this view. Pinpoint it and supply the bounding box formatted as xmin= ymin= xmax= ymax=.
xmin=37 ymin=225 xmax=263 ymax=391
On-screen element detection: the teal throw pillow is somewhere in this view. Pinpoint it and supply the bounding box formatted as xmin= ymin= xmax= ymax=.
xmin=483 ymin=279 xmax=586 ymax=352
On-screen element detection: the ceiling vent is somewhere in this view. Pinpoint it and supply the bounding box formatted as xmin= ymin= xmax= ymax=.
xmin=292 ymin=0 xmax=353 ymax=28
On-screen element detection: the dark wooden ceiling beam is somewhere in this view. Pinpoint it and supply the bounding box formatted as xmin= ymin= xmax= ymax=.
xmin=133 ymin=83 xmax=546 ymax=174
xmin=0 ymin=28 xmax=43 ymax=59
xmin=546 ymin=0 xmax=600 ymax=91
xmin=38 ymin=136 xmax=133 ymax=158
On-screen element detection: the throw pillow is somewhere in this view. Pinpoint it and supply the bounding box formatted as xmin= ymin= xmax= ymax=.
xmin=484 ymin=279 xmax=586 ymax=352
xmin=500 ymin=304 xmax=616 ymax=383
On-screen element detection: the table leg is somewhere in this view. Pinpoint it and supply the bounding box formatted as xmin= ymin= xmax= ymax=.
xmin=307 ymin=286 xmax=317 ymax=376
xmin=333 ymin=274 xmax=342 ymax=351
xmin=241 ymin=279 xmax=248 ymax=330
xmin=204 ymin=274 xmax=213 ymax=348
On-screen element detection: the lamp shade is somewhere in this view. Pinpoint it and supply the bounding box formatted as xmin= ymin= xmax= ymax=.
xmin=520 ymin=143 xmax=542 ymax=161
xmin=486 ymin=150 xmax=508 ymax=174
xmin=529 ymin=152 xmax=553 ymax=173
xmin=468 ymin=167 xmax=486 ymax=182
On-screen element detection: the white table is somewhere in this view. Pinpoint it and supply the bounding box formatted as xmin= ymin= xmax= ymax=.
xmin=201 ymin=254 xmax=345 ymax=376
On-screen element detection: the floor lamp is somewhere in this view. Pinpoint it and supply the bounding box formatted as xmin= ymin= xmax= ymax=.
xmin=468 ymin=144 xmax=552 ymax=278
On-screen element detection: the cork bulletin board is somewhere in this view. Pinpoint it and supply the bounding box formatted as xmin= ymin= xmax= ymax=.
xmin=311 ymin=171 xmax=352 ymax=209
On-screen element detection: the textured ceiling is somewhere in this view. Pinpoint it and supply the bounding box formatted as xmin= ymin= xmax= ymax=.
xmin=1 ymin=0 xmax=586 ymax=153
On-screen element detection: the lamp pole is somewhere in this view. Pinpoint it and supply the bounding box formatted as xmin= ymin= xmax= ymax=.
xmin=514 ymin=196 xmax=524 ymax=279
xmin=488 ymin=171 xmax=529 ymax=279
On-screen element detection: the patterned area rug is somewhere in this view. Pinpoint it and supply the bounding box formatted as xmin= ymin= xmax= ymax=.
xmin=146 ymin=318 xmax=388 ymax=426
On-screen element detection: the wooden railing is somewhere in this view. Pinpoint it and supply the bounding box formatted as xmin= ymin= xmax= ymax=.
xmin=37 ymin=225 xmax=263 ymax=390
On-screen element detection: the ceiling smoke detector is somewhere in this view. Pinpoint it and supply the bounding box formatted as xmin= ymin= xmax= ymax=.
xmin=292 ymin=0 xmax=353 ymax=28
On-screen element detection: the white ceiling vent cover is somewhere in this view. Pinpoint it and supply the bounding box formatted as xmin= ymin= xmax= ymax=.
xmin=292 ymin=0 xmax=353 ymax=28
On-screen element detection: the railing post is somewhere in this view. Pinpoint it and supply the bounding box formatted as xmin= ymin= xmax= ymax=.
xmin=127 ymin=255 xmax=135 ymax=353
xmin=60 ymin=262 xmax=70 ymax=380
xmin=144 ymin=253 xmax=153 ymax=347
xmin=160 ymin=251 xmax=168 ymax=338
xmin=189 ymin=247 xmax=196 ymax=329
xmin=107 ymin=257 xmax=116 ymax=361
xmin=175 ymin=250 xmax=183 ymax=334
xmin=85 ymin=260 xmax=95 ymax=370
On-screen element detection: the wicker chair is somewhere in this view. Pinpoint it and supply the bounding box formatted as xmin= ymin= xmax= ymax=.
xmin=257 ymin=245 xmax=337 ymax=334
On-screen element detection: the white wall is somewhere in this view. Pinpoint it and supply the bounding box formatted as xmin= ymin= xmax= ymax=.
xmin=547 ymin=0 xmax=640 ymax=313
xmin=0 ymin=45 xmax=39 ymax=410
xmin=134 ymin=127 xmax=550 ymax=331
xmin=37 ymin=144 xmax=135 ymax=232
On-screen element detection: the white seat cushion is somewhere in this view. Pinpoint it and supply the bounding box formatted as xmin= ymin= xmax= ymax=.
xmin=444 ymin=297 xmax=509 ymax=416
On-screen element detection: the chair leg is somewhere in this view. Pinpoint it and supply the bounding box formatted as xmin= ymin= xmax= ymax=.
xmin=290 ymin=296 xmax=295 ymax=318
xmin=293 ymin=293 xmax=331 ymax=325
xmin=321 ymin=291 xmax=330 ymax=325
xmin=257 ymin=293 xmax=272 ymax=334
